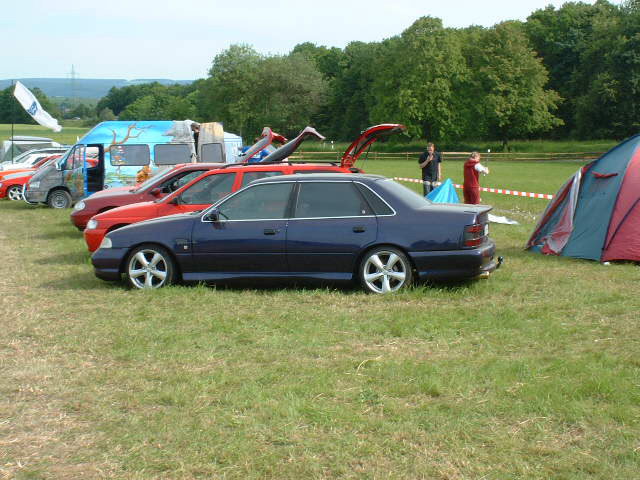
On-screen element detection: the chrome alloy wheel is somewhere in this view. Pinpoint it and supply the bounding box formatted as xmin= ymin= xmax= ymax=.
xmin=362 ymin=250 xmax=410 ymax=293
xmin=127 ymin=249 xmax=170 ymax=289
xmin=7 ymin=185 xmax=23 ymax=201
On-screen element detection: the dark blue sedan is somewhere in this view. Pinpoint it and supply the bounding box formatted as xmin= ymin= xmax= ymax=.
xmin=92 ymin=174 xmax=500 ymax=293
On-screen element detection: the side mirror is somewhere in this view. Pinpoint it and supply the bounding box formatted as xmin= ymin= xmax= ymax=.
xmin=150 ymin=187 xmax=162 ymax=197
xmin=204 ymin=207 xmax=220 ymax=222
xmin=55 ymin=163 xmax=62 ymax=171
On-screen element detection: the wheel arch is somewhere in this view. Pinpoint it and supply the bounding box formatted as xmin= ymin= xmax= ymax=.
xmin=353 ymin=242 xmax=417 ymax=279
xmin=119 ymin=241 xmax=183 ymax=281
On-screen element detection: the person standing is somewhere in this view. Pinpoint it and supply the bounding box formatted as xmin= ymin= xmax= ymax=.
xmin=463 ymin=152 xmax=490 ymax=204
xmin=418 ymin=143 xmax=442 ymax=196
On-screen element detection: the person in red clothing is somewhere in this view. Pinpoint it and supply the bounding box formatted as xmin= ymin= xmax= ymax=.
xmin=463 ymin=152 xmax=489 ymax=204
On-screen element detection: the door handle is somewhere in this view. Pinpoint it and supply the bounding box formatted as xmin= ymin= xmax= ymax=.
xmin=263 ymin=228 xmax=280 ymax=235
xmin=353 ymin=226 xmax=366 ymax=233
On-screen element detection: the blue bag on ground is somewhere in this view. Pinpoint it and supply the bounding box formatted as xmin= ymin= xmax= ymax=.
xmin=426 ymin=178 xmax=460 ymax=203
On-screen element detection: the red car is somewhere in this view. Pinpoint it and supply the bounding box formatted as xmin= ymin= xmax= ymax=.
xmin=70 ymin=127 xmax=287 ymax=230
xmin=83 ymin=124 xmax=406 ymax=252
xmin=0 ymin=155 xmax=62 ymax=201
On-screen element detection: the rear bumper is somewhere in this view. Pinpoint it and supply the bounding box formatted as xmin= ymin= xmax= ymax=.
xmin=410 ymin=240 xmax=499 ymax=281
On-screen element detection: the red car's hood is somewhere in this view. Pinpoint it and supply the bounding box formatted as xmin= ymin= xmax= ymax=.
xmin=94 ymin=200 xmax=156 ymax=220
xmin=341 ymin=124 xmax=407 ymax=168
xmin=86 ymin=186 xmax=137 ymax=200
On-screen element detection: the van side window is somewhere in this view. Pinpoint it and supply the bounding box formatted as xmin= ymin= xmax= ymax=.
xmin=201 ymin=143 xmax=225 ymax=163
xmin=110 ymin=144 xmax=150 ymax=166
xmin=155 ymin=144 xmax=192 ymax=165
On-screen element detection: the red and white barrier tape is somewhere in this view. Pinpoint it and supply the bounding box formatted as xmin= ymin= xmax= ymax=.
xmin=393 ymin=177 xmax=554 ymax=200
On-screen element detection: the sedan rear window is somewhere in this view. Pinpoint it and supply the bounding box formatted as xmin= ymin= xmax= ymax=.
xmin=294 ymin=182 xmax=372 ymax=218
xmin=377 ymin=178 xmax=430 ymax=209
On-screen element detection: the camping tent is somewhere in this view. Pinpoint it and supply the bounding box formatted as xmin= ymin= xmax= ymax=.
xmin=527 ymin=134 xmax=640 ymax=262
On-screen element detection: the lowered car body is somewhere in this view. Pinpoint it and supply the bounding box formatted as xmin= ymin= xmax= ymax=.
xmin=92 ymin=174 xmax=500 ymax=292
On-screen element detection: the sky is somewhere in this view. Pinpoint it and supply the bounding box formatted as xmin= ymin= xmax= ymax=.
xmin=0 ymin=0 xmax=625 ymax=80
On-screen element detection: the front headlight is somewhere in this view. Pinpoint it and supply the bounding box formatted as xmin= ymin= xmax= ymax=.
xmin=98 ymin=237 xmax=112 ymax=249
xmin=30 ymin=181 xmax=40 ymax=189
xmin=74 ymin=201 xmax=86 ymax=211
xmin=86 ymin=219 xmax=98 ymax=230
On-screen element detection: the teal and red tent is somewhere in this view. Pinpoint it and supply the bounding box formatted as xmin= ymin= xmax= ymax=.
xmin=527 ymin=135 xmax=640 ymax=262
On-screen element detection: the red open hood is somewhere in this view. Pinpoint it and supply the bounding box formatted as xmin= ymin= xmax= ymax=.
xmin=341 ymin=124 xmax=407 ymax=168
xmin=261 ymin=126 xmax=325 ymax=163
xmin=240 ymin=127 xmax=288 ymax=163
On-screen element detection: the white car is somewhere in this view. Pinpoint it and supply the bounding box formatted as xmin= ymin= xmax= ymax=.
xmin=0 ymin=147 xmax=68 ymax=171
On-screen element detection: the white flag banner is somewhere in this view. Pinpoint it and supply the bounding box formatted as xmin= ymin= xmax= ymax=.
xmin=13 ymin=81 xmax=62 ymax=132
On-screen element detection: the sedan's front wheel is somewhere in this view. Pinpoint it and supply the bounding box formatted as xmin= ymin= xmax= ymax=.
xmin=359 ymin=247 xmax=412 ymax=294
xmin=125 ymin=244 xmax=176 ymax=289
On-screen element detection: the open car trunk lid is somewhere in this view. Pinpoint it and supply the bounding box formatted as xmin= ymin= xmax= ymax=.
xmin=260 ymin=126 xmax=325 ymax=163
xmin=341 ymin=124 xmax=407 ymax=168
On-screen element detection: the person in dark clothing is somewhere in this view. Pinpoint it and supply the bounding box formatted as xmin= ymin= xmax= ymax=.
xmin=418 ymin=143 xmax=442 ymax=196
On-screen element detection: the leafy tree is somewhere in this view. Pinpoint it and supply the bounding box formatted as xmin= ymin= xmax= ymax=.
xmin=98 ymin=107 xmax=116 ymax=121
xmin=198 ymin=44 xmax=263 ymax=135
xmin=198 ymin=45 xmax=326 ymax=138
xmin=369 ymin=17 xmax=473 ymax=142
xmin=321 ymin=41 xmax=380 ymax=140
xmin=468 ymin=21 xmax=562 ymax=148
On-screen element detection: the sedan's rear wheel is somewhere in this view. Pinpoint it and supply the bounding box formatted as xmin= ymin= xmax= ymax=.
xmin=7 ymin=185 xmax=22 ymax=201
xmin=125 ymin=245 xmax=176 ymax=289
xmin=359 ymin=247 xmax=412 ymax=294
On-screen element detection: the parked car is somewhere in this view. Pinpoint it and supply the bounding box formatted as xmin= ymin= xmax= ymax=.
xmin=82 ymin=124 xmax=406 ymax=252
xmin=91 ymin=174 xmax=500 ymax=292
xmin=70 ymin=127 xmax=287 ymax=230
xmin=0 ymin=154 xmax=62 ymax=181
xmin=0 ymin=156 xmax=63 ymax=201
xmin=0 ymin=148 xmax=67 ymax=172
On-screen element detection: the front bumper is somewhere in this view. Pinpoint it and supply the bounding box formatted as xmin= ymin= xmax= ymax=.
xmin=71 ymin=209 xmax=95 ymax=230
xmin=23 ymin=187 xmax=47 ymax=204
xmin=92 ymin=247 xmax=127 ymax=281
xmin=84 ymin=227 xmax=108 ymax=252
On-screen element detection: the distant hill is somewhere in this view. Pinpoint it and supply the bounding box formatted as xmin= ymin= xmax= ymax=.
xmin=0 ymin=78 xmax=194 ymax=99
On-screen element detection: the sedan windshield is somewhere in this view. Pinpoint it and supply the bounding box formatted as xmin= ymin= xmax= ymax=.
xmin=132 ymin=168 xmax=174 ymax=192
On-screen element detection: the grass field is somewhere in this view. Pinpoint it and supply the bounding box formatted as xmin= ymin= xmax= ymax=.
xmin=1 ymin=158 xmax=639 ymax=479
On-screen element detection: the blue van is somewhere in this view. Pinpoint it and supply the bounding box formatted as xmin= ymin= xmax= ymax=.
xmin=24 ymin=120 xmax=243 ymax=208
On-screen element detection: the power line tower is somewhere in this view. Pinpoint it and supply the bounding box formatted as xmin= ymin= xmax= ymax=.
xmin=69 ymin=64 xmax=78 ymax=104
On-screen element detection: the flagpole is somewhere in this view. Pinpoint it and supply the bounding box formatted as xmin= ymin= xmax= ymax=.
xmin=11 ymin=79 xmax=15 ymax=163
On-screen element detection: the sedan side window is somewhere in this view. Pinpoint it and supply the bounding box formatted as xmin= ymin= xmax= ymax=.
xmin=179 ymin=173 xmax=235 ymax=204
xmin=294 ymin=182 xmax=372 ymax=218
xmin=218 ymin=183 xmax=293 ymax=220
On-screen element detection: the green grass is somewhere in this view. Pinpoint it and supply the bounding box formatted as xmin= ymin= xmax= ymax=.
xmin=0 ymin=123 xmax=90 ymax=145
xmin=1 ymin=159 xmax=639 ymax=479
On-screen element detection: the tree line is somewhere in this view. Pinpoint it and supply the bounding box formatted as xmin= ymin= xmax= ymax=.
xmin=1 ymin=1 xmax=638 ymax=147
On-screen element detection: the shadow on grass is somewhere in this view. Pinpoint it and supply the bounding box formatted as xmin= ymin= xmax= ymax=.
xmin=37 ymin=271 xmax=119 ymax=291
xmin=38 ymin=251 xmax=90 ymax=266
xmin=34 ymin=229 xmax=81 ymax=240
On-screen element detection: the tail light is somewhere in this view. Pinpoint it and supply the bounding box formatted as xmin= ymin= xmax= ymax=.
xmin=464 ymin=222 xmax=488 ymax=248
